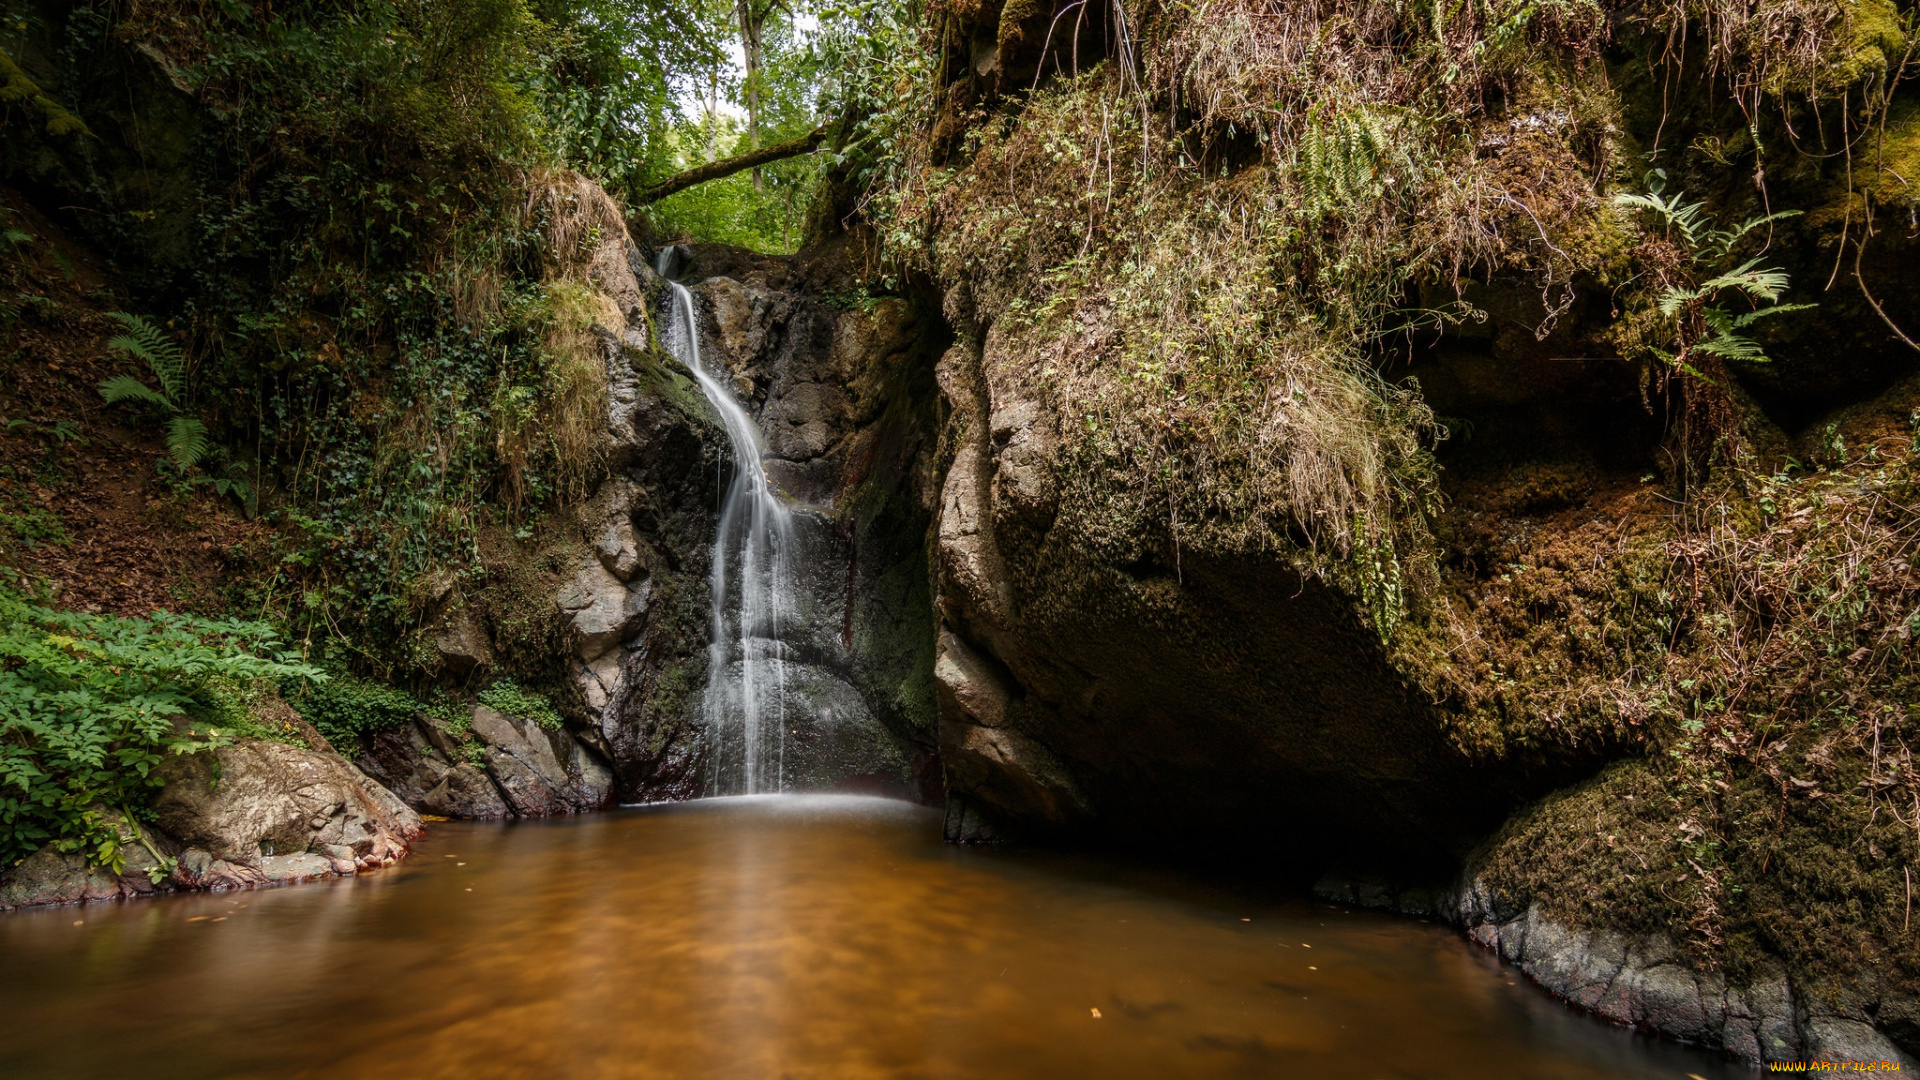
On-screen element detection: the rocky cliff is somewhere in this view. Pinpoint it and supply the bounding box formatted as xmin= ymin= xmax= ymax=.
xmin=814 ymin=0 xmax=1920 ymax=1066
xmin=361 ymin=211 xmax=944 ymax=808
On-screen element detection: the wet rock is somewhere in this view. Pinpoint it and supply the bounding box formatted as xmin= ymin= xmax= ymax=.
xmin=260 ymin=853 xmax=336 ymax=884
xmin=566 ymin=735 xmax=617 ymax=811
xmin=1880 ymin=993 xmax=1920 ymax=1058
xmin=0 ymin=849 xmax=127 ymax=909
xmin=1724 ymin=973 xmax=1802 ymax=1062
xmin=556 ymin=557 xmax=646 ymax=661
xmin=1431 ymin=889 xmax=1920 ymax=1066
xmin=153 ymin=739 xmax=421 ymax=871
xmin=1802 ymin=995 xmax=1918 ymax=1069
xmin=942 ymin=794 xmax=1008 ymax=844
xmin=746 ymin=664 xmax=913 ymax=794
xmin=471 ymin=706 xmax=572 ymax=816
xmin=420 ymin=763 xmax=512 ymax=819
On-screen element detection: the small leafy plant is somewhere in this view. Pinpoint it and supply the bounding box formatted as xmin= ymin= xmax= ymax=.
xmin=98 ymin=313 xmax=209 ymax=472
xmin=96 ymin=313 xmax=256 ymax=509
xmin=283 ymin=672 xmax=424 ymax=750
xmin=476 ymin=679 xmax=565 ymax=731
xmin=0 ymin=587 xmax=323 ymax=871
xmin=1614 ymin=171 xmax=1814 ymax=382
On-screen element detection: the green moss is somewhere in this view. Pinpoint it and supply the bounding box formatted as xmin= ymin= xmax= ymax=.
xmin=996 ymin=0 xmax=1042 ymax=50
xmin=1861 ymin=98 xmax=1920 ymax=208
xmin=1813 ymin=0 xmax=1910 ymax=94
xmin=0 ymin=49 xmax=92 ymax=139
xmin=1473 ymin=761 xmax=1690 ymax=936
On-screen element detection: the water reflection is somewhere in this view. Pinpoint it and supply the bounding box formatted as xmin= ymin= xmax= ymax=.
xmin=0 ymin=796 xmax=1741 ymax=1079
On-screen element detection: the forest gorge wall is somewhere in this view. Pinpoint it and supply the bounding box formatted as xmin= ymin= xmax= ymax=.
xmin=5 ymin=0 xmax=1920 ymax=1068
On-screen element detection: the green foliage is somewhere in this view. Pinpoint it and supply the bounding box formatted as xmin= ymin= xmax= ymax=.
xmin=651 ymin=150 xmax=823 ymax=252
xmin=0 ymin=587 xmax=322 ymax=871
xmin=1298 ymin=105 xmax=1417 ymax=219
xmin=101 ymin=312 xmax=189 ymax=409
xmin=283 ymin=672 xmax=424 ymax=750
xmin=97 ymin=311 xmax=221 ymax=484
xmin=476 ymin=678 xmax=564 ymax=730
xmin=528 ymin=0 xmax=726 ymax=202
xmin=0 ymin=498 xmax=67 ymax=552
xmin=1614 ymin=171 xmax=1814 ymax=379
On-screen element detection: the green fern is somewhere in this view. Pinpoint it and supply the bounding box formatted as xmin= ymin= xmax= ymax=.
xmin=1615 ymin=172 xmax=1810 ymax=373
xmin=1299 ymin=106 xmax=1410 ymax=219
xmin=103 ymin=312 xmax=190 ymax=405
xmin=166 ymin=417 xmax=211 ymax=472
xmin=98 ymin=312 xmax=209 ymax=472
xmin=98 ymin=374 xmax=171 ymax=408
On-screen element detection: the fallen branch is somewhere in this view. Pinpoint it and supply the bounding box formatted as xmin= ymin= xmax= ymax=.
xmin=636 ymin=124 xmax=831 ymax=205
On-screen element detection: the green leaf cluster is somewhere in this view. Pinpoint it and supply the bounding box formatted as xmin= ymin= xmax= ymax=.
xmin=283 ymin=672 xmax=426 ymax=750
xmin=475 ymin=678 xmax=565 ymax=730
xmin=0 ymin=588 xmax=323 ymax=870
xmin=1614 ymin=171 xmax=1814 ymax=379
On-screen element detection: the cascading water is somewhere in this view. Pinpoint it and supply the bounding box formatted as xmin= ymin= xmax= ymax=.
xmin=657 ymin=249 xmax=795 ymax=795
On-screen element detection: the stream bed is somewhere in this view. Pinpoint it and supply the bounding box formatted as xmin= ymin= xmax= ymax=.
xmin=0 ymin=795 xmax=1744 ymax=1079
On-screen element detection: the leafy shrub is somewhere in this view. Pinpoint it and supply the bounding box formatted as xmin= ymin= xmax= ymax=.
xmin=284 ymin=673 xmax=425 ymax=750
xmin=0 ymin=588 xmax=321 ymax=870
xmin=476 ymin=679 xmax=565 ymax=731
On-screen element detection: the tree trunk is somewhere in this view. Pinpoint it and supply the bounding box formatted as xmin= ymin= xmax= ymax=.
xmin=637 ymin=124 xmax=830 ymax=205
xmin=736 ymin=0 xmax=766 ymax=190
xmin=704 ymin=71 xmax=719 ymax=163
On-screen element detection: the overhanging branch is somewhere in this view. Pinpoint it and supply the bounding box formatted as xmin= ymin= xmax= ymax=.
xmin=637 ymin=123 xmax=831 ymax=205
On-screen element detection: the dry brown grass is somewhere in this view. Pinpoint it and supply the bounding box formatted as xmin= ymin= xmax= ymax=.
xmin=525 ymin=168 xmax=631 ymax=282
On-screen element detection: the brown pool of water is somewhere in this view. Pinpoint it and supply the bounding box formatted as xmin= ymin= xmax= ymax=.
xmin=1 ymin=795 xmax=1742 ymax=1079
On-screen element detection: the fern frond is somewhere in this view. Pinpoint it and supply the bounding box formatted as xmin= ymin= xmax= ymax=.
xmin=1698 ymin=260 xmax=1791 ymax=302
xmin=104 ymin=312 xmax=189 ymax=406
xmin=166 ymin=416 xmax=210 ymax=472
xmin=1731 ymin=302 xmax=1815 ymax=329
xmin=98 ymin=375 xmax=171 ymax=408
xmin=1708 ymin=209 xmax=1803 ymax=259
xmin=1695 ymin=331 xmax=1768 ymax=363
xmin=1656 ymin=286 xmax=1705 ymax=318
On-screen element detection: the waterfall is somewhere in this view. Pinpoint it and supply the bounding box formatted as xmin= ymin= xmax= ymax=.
xmin=657 ymin=250 xmax=795 ymax=795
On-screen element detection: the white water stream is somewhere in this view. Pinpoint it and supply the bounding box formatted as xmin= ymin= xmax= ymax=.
xmin=658 ymin=251 xmax=795 ymax=794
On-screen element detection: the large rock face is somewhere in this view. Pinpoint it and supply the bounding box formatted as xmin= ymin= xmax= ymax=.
xmin=583 ymin=242 xmax=943 ymax=801
xmin=154 ymin=740 xmax=422 ymax=882
xmin=924 ymin=328 xmax=1519 ymax=861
